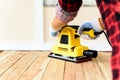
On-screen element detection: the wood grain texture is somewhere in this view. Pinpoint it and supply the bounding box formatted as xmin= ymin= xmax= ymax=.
xmin=0 ymin=51 xmax=14 ymax=62
xmin=83 ymin=60 xmax=106 ymax=80
xmin=41 ymin=58 xmax=65 ymax=80
xmin=95 ymin=52 xmax=112 ymax=80
xmin=64 ymin=62 xmax=85 ymax=80
xmin=0 ymin=51 xmax=39 ymax=80
xmin=0 ymin=51 xmax=25 ymax=76
xmin=0 ymin=51 xmax=112 ymax=80
xmin=19 ymin=52 xmax=50 ymax=80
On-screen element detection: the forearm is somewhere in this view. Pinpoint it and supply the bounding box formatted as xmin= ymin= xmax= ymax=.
xmin=52 ymin=3 xmax=77 ymax=30
xmin=52 ymin=16 xmax=67 ymax=30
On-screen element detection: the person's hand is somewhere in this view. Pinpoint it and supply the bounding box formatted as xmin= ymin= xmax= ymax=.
xmin=50 ymin=16 xmax=67 ymax=37
xmin=78 ymin=18 xmax=104 ymax=39
xmin=49 ymin=27 xmax=60 ymax=36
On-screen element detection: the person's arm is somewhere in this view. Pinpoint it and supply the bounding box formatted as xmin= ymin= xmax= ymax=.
xmin=50 ymin=0 xmax=82 ymax=36
xmin=52 ymin=15 xmax=67 ymax=31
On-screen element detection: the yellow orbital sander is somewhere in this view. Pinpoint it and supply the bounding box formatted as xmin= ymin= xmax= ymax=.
xmin=48 ymin=25 xmax=103 ymax=63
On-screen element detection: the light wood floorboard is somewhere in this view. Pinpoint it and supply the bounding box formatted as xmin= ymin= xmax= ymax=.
xmin=0 ymin=51 xmax=112 ymax=80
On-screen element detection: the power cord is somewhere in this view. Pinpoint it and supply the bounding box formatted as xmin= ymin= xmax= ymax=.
xmin=102 ymin=30 xmax=112 ymax=47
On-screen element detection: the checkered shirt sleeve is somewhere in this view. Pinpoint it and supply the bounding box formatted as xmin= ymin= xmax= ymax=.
xmin=96 ymin=0 xmax=120 ymax=80
xmin=56 ymin=0 xmax=82 ymax=22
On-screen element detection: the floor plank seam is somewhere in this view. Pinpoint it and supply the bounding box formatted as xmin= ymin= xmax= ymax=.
xmin=0 ymin=53 xmax=25 ymax=76
xmin=34 ymin=57 xmax=51 ymax=80
xmin=40 ymin=58 xmax=51 ymax=80
xmin=63 ymin=61 xmax=66 ymax=80
xmin=81 ymin=63 xmax=86 ymax=80
xmin=94 ymin=59 xmax=106 ymax=80
xmin=18 ymin=53 xmax=40 ymax=80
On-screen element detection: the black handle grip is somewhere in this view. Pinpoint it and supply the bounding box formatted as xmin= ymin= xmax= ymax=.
xmin=83 ymin=50 xmax=98 ymax=58
xmin=82 ymin=28 xmax=92 ymax=31
xmin=94 ymin=31 xmax=104 ymax=36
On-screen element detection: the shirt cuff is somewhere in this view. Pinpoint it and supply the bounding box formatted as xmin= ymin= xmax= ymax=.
xmin=56 ymin=3 xmax=77 ymax=23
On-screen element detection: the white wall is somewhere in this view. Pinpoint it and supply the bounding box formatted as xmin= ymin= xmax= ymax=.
xmin=0 ymin=0 xmax=35 ymax=42
xmin=0 ymin=0 xmax=43 ymax=50
xmin=83 ymin=0 xmax=96 ymax=6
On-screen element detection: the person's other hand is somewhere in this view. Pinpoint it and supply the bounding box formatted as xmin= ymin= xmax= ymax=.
xmin=78 ymin=18 xmax=104 ymax=39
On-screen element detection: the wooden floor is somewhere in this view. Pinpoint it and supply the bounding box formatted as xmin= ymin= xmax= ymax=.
xmin=0 ymin=51 xmax=112 ymax=80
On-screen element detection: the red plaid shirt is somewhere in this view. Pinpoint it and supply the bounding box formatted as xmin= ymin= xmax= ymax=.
xmin=58 ymin=0 xmax=120 ymax=80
